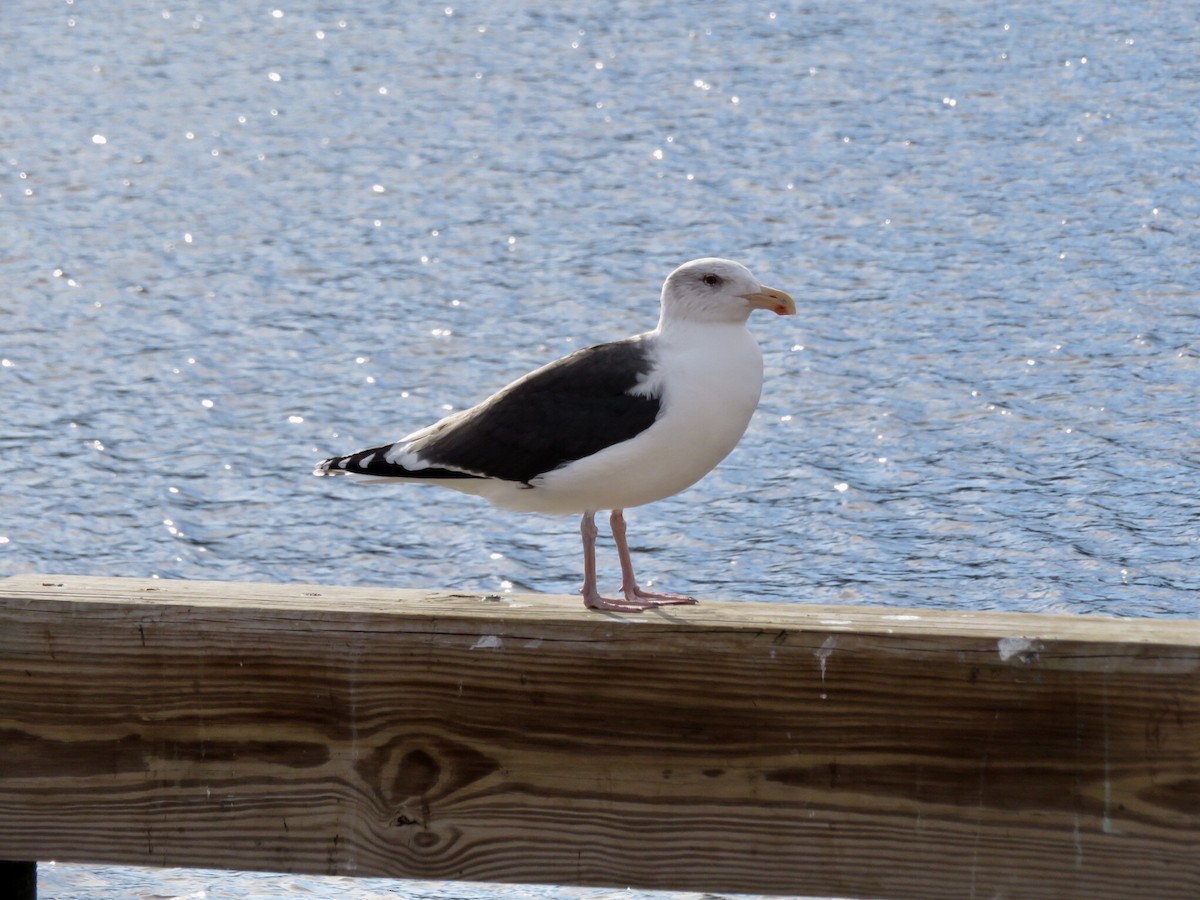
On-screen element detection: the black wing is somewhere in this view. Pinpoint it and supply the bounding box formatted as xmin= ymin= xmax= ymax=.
xmin=399 ymin=337 xmax=662 ymax=484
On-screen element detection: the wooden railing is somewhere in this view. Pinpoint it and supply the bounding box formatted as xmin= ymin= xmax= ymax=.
xmin=2 ymin=575 xmax=1198 ymax=899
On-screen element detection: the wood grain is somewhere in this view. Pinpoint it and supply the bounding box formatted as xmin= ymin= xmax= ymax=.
xmin=1 ymin=574 xmax=1198 ymax=898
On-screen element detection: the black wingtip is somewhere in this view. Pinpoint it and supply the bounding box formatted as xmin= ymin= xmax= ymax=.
xmin=313 ymin=445 xmax=485 ymax=481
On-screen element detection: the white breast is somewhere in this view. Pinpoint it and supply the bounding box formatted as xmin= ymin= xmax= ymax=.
xmin=483 ymin=323 xmax=764 ymax=515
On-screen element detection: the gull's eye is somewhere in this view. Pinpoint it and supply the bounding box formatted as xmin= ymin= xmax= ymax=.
xmin=702 ymin=273 xmax=722 ymax=286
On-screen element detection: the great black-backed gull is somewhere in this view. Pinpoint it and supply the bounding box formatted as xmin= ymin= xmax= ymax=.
xmin=314 ymin=257 xmax=795 ymax=612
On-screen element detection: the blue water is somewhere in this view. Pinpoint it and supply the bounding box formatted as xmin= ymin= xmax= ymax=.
xmin=3 ymin=0 xmax=1199 ymax=896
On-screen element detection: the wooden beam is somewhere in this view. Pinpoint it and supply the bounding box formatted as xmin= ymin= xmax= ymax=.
xmin=1 ymin=574 xmax=1198 ymax=899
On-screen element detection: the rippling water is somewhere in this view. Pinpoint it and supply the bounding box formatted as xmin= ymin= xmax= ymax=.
xmin=5 ymin=0 xmax=1199 ymax=896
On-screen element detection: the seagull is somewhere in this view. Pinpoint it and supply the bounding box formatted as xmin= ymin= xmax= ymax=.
xmin=314 ymin=257 xmax=795 ymax=612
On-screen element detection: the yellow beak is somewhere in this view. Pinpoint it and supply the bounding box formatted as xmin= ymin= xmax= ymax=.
xmin=740 ymin=286 xmax=796 ymax=316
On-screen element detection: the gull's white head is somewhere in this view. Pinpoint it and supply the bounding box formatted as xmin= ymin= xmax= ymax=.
xmin=658 ymin=257 xmax=795 ymax=328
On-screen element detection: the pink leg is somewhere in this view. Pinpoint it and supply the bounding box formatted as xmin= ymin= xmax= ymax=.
xmin=579 ymin=510 xmax=697 ymax=613
xmin=579 ymin=511 xmax=603 ymax=607
xmin=580 ymin=510 xmax=640 ymax=612
xmin=610 ymin=509 xmax=697 ymax=609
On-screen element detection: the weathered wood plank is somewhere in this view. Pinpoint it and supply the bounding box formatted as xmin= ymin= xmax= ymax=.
xmin=1 ymin=574 xmax=1198 ymax=899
